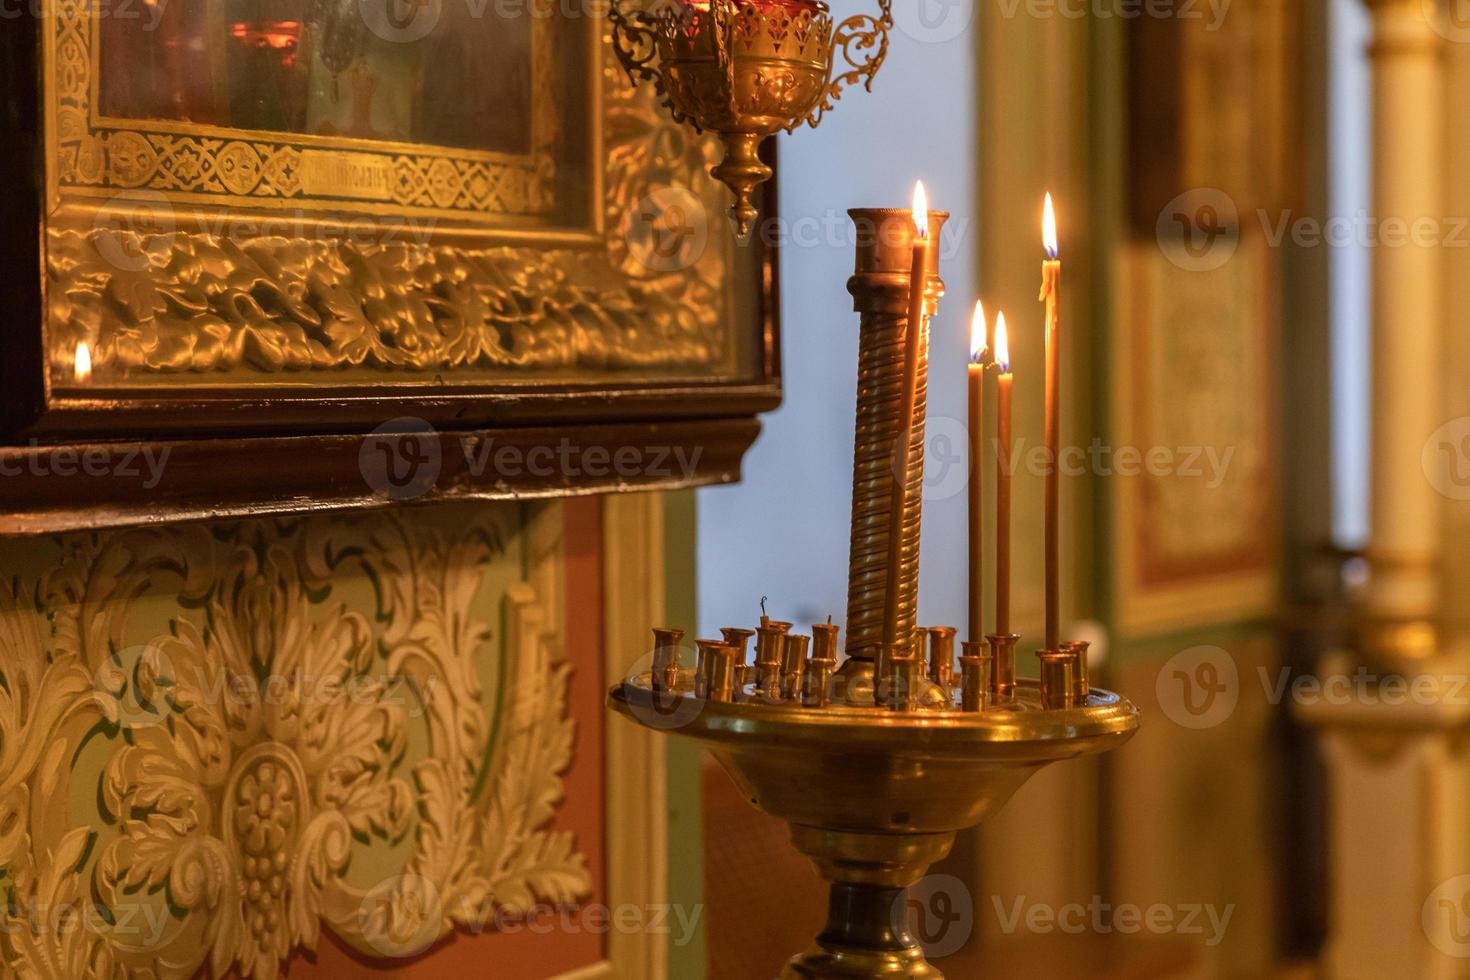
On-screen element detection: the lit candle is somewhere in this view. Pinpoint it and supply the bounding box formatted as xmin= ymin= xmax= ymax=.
xmin=1039 ymin=193 xmax=1061 ymax=651
xmin=73 ymin=341 xmax=92 ymax=383
xmin=967 ymin=302 xmax=988 ymax=645
xmin=994 ymin=312 xmax=1013 ymax=636
xmin=880 ymin=181 xmax=931 ymax=651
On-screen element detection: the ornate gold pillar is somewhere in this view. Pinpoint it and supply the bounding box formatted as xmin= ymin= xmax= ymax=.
xmin=1305 ymin=6 xmax=1467 ymax=979
xmin=1362 ymin=0 xmax=1445 ymax=663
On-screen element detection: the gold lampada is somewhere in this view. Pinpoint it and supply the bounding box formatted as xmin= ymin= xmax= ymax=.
xmin=609 ymin=208 xmax=1139 ymax=978
xmin=609 ymin=0 xmax=895 ymax=234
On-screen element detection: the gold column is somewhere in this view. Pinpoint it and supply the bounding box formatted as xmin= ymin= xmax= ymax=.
xmin=843 ymin=209 xmax=948 ymax=660
xmin=1363 ymin=0 xmax=1444 ymax=663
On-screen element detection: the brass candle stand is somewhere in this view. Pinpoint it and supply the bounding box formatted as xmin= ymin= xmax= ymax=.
xmin=607 ymin=208 xmax=1139 ymax=978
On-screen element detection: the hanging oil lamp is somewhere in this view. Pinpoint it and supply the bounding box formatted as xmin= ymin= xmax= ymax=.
xmin=609 ymin=0 xmax=895 ymax=235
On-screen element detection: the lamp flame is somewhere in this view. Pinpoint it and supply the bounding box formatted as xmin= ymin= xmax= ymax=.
xmin=1043 ymin=192 xmax=1058 ymax=259
xmin=994 ymin=312 xmax=1010 ymax=373
xmin=74 ymin=341 xmax=92 ymax=383
xmin=970 ymin=301 xmax=988 ymax=364
xmin=913 ymin=181 xmax=929 ymax=240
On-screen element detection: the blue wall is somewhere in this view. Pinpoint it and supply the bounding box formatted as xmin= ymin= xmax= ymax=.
xmin=698 ymin=13 xmax=980 ymax=639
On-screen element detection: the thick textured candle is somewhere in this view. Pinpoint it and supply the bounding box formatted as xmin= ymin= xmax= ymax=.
xmin=1039 ymin=193 xmax=1061 ymax=651
xmin=880 ymin=181 xmax=931 ymax=651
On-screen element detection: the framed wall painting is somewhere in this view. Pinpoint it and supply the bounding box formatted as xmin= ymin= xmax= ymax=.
xmin=0 ymin=0 xmax=777 ymax=470
xmin=1111 ymin=236 xmax=1279 ymax=637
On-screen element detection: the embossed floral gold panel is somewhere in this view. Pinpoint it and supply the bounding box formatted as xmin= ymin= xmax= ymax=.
xmin=3 ymin=0 xmax=776 ymax=437
xmin=0 ymin=501 xmax=602 ymax=978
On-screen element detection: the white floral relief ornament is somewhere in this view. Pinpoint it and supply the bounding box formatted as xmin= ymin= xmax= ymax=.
xmin=0 ymin=508 xmax=590 ymax=979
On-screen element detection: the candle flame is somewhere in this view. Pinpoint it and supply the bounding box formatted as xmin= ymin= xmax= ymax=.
xmin=74 ymin=341 xmax=92 ymax=383
xmin=969 ymin=301 xmax=988 ymax=364
xmin=1043 ymin=192 xmax=1058 ymax=259
xmin=994 ymin=312 xmax=1010 ymax=373
xmin=913 ymin=180 xmax=929 ymax=240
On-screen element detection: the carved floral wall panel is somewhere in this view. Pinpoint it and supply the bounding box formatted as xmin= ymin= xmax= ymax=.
xmin=0 ymin=501 xmax=592 ymax=978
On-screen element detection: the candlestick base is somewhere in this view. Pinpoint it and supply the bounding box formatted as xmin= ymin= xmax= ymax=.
xmin=609 ymin=670 xmax=1138 ymax=978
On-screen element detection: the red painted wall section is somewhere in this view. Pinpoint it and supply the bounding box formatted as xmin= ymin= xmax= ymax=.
xmin=289 ymin=499 xmax=609 ymax=978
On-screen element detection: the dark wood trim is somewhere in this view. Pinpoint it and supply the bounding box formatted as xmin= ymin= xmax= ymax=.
xmin=20 ymin=382 xmax=784 ymax=438
xmin=0 ymin=416 xmax=761 ymax=534
xmin=0 ymin=13 xmax=47 ymax=437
